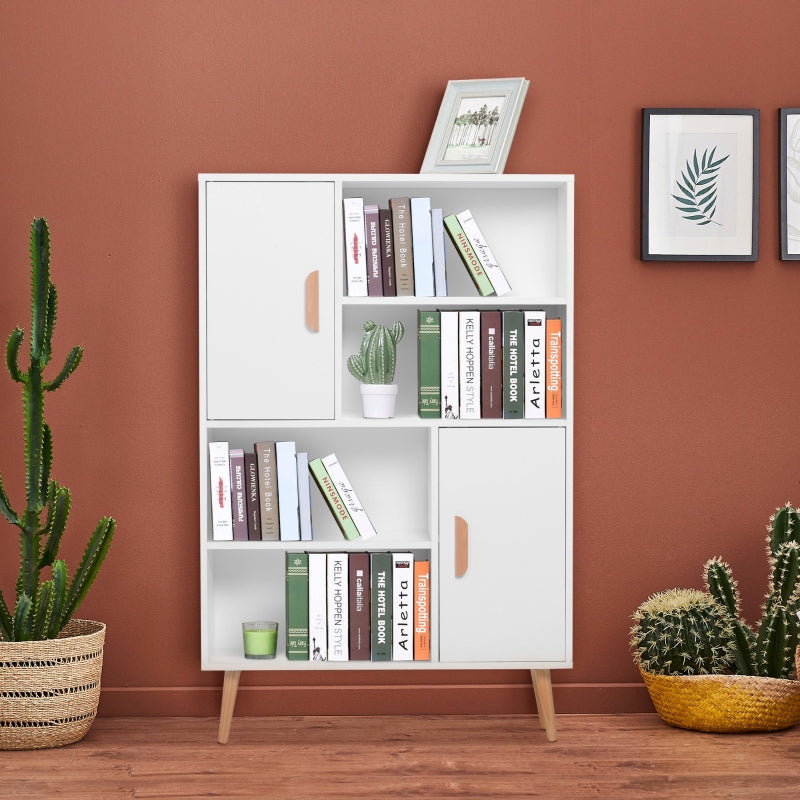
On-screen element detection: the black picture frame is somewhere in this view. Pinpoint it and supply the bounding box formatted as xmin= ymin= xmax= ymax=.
xmin=642 ymin=108 xmax=759 ymax=261
xmin=780 ymin=108 xmax=800 ymax=260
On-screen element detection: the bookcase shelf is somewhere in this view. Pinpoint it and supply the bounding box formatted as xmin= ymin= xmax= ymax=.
xmin=199 ymin=173 xmax=573 ymax=743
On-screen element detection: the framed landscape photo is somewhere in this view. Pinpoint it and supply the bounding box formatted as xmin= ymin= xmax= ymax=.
xmin=780 ymin=108 xmax=800 ymax=260
xmin=642 ymin=108 xmax=759 ymax=261
xmin=420 ymin=78 xmax=529 ymax=174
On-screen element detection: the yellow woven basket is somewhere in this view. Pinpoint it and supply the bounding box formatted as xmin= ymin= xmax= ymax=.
xmin=0 ymin=619 xmax=105 ymax=750
xmin=640 ymin=646 xmax=800 ymax=733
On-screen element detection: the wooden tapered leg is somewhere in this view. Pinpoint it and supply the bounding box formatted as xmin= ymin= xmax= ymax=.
xmin=218 ymin=670 xmax=241 ymax=744
xmin=530 ymin=669 xmax=557 ymax=742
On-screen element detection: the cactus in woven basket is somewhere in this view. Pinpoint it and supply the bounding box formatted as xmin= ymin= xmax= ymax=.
xmin=0 ymin=218 xmax=115 ymax=641
xmin=347 ymin=320 xmax=404 ymax=384
xmin=704 ymin=503 xmax=800 ymax=679
xmin=630 ymin=588 xmax=738 ymax=676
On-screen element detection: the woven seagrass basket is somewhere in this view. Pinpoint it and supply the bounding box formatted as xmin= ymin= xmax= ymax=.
xmin=640 ymin=646 xmax=800 ymax=733
xmin=0 ymin=619 xmax=105 ymax=750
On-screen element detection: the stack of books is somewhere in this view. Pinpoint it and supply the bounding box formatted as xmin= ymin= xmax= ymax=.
xmin=417 ymin=309 xmax=563 ymax=420
xmin=344 ymin=198 xmax=511 ymax=299
xmin=208 ymin=444 xmax=376 ymax=543
xmin=285 ymin=551 xmax=431 ymax=662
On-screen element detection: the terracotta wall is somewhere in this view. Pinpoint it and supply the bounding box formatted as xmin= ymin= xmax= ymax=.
xmin=1 ymin=0 xmax=798 ymax=717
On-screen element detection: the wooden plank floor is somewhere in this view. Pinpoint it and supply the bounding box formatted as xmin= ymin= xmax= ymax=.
xmin=2 ymin=714 xmax=798 ymax=799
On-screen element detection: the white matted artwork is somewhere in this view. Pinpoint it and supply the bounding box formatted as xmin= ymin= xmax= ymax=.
xmin=421 ymin=78 xmax=529 ymax=174
xmin=642 ymin=108 xmax=759 ymax=261
xmin=780 ymin=108 xmax=800 ymax=259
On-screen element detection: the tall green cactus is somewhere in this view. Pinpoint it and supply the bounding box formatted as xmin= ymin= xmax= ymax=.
xmin=704 ymin=503 xmax=800 ymax=679
xmin=0 ymin=218 xmax=115 ymax=641
xmin=347 ymin=320 xmax=404 ymax=384
xmin=630 ymin=588 xmax=737 ymax=676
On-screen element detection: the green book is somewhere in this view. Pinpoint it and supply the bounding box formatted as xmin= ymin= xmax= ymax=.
xmin=503 ymin=310 xmax=524 ymax=419
xmin=417 ymin=309 xmax=441 ymax=418
xmin=285 ymin=552 xmax=309 ymax=660
xmin=443 ymin=214 xmax=495 ymax=296
xmin=308 ymin=457 xmax=360 ymax=541
xmin=370 ymin=552 xmax=393 ymax=661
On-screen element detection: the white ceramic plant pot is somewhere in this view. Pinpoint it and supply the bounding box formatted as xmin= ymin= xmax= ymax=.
xmin=360 ymin=383 xmax=398 ymax=419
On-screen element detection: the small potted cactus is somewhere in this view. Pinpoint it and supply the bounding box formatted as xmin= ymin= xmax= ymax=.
xmin=629 ymin=503 xmax=800 ymax=733
xmin=347 ymin=320 xmax=404 ymax=418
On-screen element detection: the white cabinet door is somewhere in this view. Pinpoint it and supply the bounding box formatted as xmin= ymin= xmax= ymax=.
xmin=438 ymin=427 xmax=567 ymax=663
xmin=204 ymin=180 xmax=335 ymax=420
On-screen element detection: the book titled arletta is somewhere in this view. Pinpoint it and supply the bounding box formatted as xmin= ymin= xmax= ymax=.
xmin=320 ymin=453 xmax=377 ymax=539
xmin=349 ymin=552 xmax=371 ymax=661
xmin=327 ymin=553 xmax=349 ymax=661
xmin=524 ymin=310 xmax=546 ymax=419
xmin=307 ymin=457 xmax=360 ymax=541
xmin=442 ymin=214 xmax=494 ymax=296
xmin=343 ymin=197 xmax=367 ymax=297
xmin=502 ymin=310 xmax=524 ymax=419
xmin=389 ymin=197 xmax=415 ymax=296
xmin=392 ymin=552 xmax=414 ymax=661
xmin=480 ymin=310 xmax=503 ymax=419
xmin=456 ymin=209 xmax=512 ymax=296
xmin=228 ymin=447 xmax=249 ymax=541
xmin=378 ymin=207 xmax=396 ymax=296
xmin=364 ymin=203 xmax=383 ymax=297
xmin=413 ymin=559 xmax=431 ymax=661
xmin=417 ymin=309 xmax=441 ymax=419
xmin=370 ymin=552 xmax=392 ymax=661
xmin=308 ymin=552 xmax=327 ymax=661
xmin=254 ymin=441 xmax=279 ymax=541
xmin=545 ymin=317 xmax=563 ymax=419
xmin=208 ymin=442 xmax=233 ymax=541
xmin=285 ymin=552 xmax=309 ymax=660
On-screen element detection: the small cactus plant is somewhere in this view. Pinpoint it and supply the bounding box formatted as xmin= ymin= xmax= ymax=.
xmin=703 ymin=502 xmax=800 ymax=679
xmin=630 ymin=588 xmax=738 ymax=675
xmin=0 ymin=218 xmax=115 ymax=641
xmin=347 ymin=320 xmax=404 ymax=385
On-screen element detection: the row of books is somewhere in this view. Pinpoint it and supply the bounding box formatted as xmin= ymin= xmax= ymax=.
xmin=285 ymin=551 xmax=430 ymax=662
xmin=417 ymin=309 xmax=563 ymax=419
xmin=343 ymin=197 xmax=512 ymax=298
xmin=208 ymin=442 xmax=376 ymax=542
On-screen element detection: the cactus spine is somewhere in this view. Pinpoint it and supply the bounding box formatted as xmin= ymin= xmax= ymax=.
xmin=0 ymin=218 xmax=115 ymax=641
xmin=346 ymin=320 xmax=404 ymax=384
xmin=630 ymin=588 xmax=737 ymax=675
xmin=704 ymin=502 xmax=800 ymax=679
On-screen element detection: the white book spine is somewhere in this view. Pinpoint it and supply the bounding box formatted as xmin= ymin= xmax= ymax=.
xmin=392 ymin=553 xmax=414 ymax=660
xmin=524 ymin=310 xmax=546 ymax=418
xmin=308 ymin=552 xmax=327 ymax=661
xmin=208 ymin=442 xmax=233 ymax=541
xmin=321 ymin=453 xmax=377 ymax=539
xmin=456 ymin=209 xmax=512 ymax=296
xmin=410 ymin=196 xmax=434 ymax=296
xmin=459 ymin=310 xmax=481 ymax=419
xmin=275 ymin=441 xmax=300 ymax=541
xmin=327 ymin=553 xmax=349 ymax=660
xmin=296 ymin=451 xmax=313 ymax=541
xmin=343 ymin=197 xmax=368 ymax=297
xmin=431 ymin=207 xmax=448 ymax=296
xmin=440 ymin=310 xmax=459 ymax=419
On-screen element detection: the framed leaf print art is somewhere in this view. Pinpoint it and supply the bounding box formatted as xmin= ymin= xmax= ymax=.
xmin=780 ymin=108 xmax=800 ymax=259
xmin=642 ymin=109 xmax=759 ymax=261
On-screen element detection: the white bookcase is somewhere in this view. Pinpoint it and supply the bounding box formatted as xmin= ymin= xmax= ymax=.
xmin=199 ymin=174 xmax=573 ymax=743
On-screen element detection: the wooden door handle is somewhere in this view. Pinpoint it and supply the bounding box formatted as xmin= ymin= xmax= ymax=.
xmin=454 ymin=515 xmax=468 ymax=578
xmin=305 ymin=270 xmax=319 ymax=332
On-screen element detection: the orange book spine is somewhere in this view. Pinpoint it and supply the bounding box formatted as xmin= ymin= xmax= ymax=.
xmin=545 ymin=318 xmax=563 ymax=419
xmin=414 ymin=560 xmax=431 ymax=660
